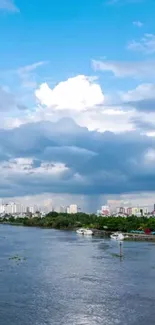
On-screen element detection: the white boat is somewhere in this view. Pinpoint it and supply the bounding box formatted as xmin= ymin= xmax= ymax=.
xmin=76 ymin=228 xmax=85 ymax=235
xmin=76 ymin=228 xmax=93 ymax=236
xmin=84 ymin=229 xmax=93 ymax=235
xmin=110 ymin=232 xmax=125 ymax=241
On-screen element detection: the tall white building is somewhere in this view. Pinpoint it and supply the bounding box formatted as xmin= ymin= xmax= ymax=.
xmin=66 ymin=206 xmax=70 ymax=214
xmin=0 ymin=202 xmax=25 ymax=215
xmin=29 ymin=206 xmax=35 ymax=214
xmin=0 ymin=201 xmax=41 ymax=215
xmin=4 ymin=202 xmax=18 ymax=214
xmin=0 ymin=204 xmax=5 ymax=214
xmin=68 ymin=204 xmax=78 ymax=214
xmin=14 ymin=203 xmax=22 ymax=214
xmin=60 ymin=206 xmax=67 ymax=213
xmin=21 ymin=205 xmax=27 ymax=214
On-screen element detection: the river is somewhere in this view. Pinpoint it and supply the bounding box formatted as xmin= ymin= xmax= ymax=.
xmin=0 ymin=225 xmax=155 ymax=325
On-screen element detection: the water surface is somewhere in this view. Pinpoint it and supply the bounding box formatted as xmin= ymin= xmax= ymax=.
xmin=0 ymin=225 xmax=155 ymax=325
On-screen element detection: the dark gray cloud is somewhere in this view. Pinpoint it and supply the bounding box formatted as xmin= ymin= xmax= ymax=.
xmin=127 ymin=98 xmax=155 ymax=112
xmin=131 ymin=117 xmax=155 ymax=131
xmin=0 ymin=117 xmax=154 ymax=197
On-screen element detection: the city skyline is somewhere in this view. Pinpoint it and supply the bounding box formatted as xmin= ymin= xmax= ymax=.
xmin=97 ymin=204 xmax=153 ymax=217
xmin=1 ymin=196 xmax=155 ymax=215
xmin=0 ymin=199 xmax=79 ymax=215
xmin=1 ymin=193 xmax=155 ymax=214
xmin=0 ymin=1 xmax=155 ymax=207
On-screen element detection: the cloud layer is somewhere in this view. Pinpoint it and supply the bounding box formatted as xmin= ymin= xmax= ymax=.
xmin=1 ymin=63 xmax=155 ymax=201
xmin=1 ymin=70 xmax=155 ymax=200
xmin=0 ymin=118 xmax=154 ymax=198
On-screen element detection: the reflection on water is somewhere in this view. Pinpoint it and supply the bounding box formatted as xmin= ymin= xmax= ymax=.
xmin=0 ymin=225 xmax=155 ymax=325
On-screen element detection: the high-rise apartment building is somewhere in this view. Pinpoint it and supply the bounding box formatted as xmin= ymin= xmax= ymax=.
xmin=131 ymin=207 xmax=139 ymax=215
xmin=68 ymin=204 xmax=78 ymax=214
xmin=4 ymin=202 xmax=19 ymax=214
xmin=143 ymin=207 xmax=148 ymax=214
xmin=66 ymin=206 xmax=70 ymax=214
xmin=119 ymin=207 xmax=125 ymax=214
xmin=0 ymin=202 xmax=26 ymax=215
xmin=60 ymin=206 xmax=67 ymax=213
xmin=0 ymin=204 xmax=5 ymax=214
xmin=127 ymin=207 xmax=132 ymax=216
xmin=101 ymin=206 xmax=110 ymax=216
xmin=29 ymin=206 xmax=35 ymax=214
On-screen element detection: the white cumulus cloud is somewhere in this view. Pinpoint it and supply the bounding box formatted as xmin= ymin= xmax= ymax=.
xmin=34 ymin=74 xmax=135 ymax=133
xmin=35 ymin=75 xmax=104 ymax=111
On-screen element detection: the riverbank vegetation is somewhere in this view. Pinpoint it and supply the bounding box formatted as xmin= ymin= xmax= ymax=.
xmin=1 ymin=212 xmax=155 ymax=232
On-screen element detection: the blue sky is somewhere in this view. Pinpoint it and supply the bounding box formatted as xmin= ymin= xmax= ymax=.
xmin=0 ymin=0 xmax=155 ymax=211
xmin=1 ymin=0 xmax=155 ymax=79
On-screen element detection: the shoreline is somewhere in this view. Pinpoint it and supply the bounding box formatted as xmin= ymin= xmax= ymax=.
xmin=1 ymin=222 xmax=155 ymax=241
xmin=93 ymin=230 xmax=155 ymax=241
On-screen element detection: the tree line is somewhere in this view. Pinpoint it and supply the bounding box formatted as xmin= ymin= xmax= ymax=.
xmin=1 ymin=212 xmax=155 ymax=232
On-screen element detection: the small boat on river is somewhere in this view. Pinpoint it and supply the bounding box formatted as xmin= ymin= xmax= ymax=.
xmin=110 ymin=232 xmax=125 ymax=241
xmin=76 ymin=228 xmax=93 ymax=236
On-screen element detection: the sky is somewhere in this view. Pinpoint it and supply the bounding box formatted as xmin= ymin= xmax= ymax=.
xmin=0 ymin=0 xmax=155 ymax=211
